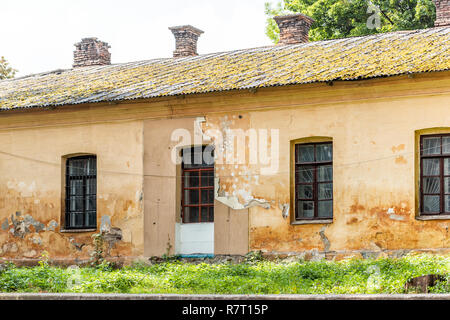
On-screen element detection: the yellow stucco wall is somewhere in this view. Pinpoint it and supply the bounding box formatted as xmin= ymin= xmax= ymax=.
xmin=0 ymin=121 xmax=144 ymax=263
xmin=0 ymin=71 xmax=449 ymax=262
xmin=243 ymin=93 xmax=450 ymax=256
xmin=195 ymin=72 xmax=450 ymax=258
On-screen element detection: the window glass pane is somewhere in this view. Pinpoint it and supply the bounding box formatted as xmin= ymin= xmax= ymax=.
xmin=192 ymin=146 xmax=204 ymax=166
xmin=201 ymin=189 xmax=213 ymax=204
xmin=445 ymin=177 xmax=450 ymax=194
xmin=70 ymin=196 xmax=83 ymax=211
xmin=318 ymin=200 xmax=333 ymax=218
xmin=68 ymin=159 xmax=81 ymax=176
xmin=184 ymin=171 xmax=199 ymax=187
xmin=184 ymin=207 xmax=199 ymax=223
xmin=87 ymin=157 xmax=96 ymax=175
xmin=445 ymin=158 xmax=450 ymax=176
xmin=86 ymin=211 xmax=96 ymax=227
xmin=85 ymin=196 xmax=96 ymax=211
xmin=443 ymin=137 xmax=450 ymax=154
xmin=297 ymin=201 xmax=314 ymax=218
xmin=298 ymin=185 xmax=313 ymax=199
xmin=203 ymin=145 xmax=215 ymax=166
xmin=76 ymin=159 xmax=83 ymax=175
xmin=68 ymin=160 xmax=74 ymax=175
xmin=185 ymin=189 xmax=199 ymax=205
xmin=77 ymin=159 xmax=87 ymax=175
xmin=69 ymin=213 xmax=76 ymax=227
xmin=201 ymin=207 xmax=209 ymax=222
xmin=67 ymin=158 xmax=96 ymax=178
xmin=423 ymin=137 xmax=441 ymax=155
xmin=422 ymin=177 xmax=440 ymax=194
xmin=200 ymin=170 xmax=214 ymax=187
xmin=208 ymin=207 xmax=214 ymax=222
xmin=318 ymin=183 xmax=333 ymax=200
xmin=423 ymin=195 xmax=440 ymax=213
xmin=422 ymin=159 xmax=440 ymax=176
xmin=86 ymin=178 xmax=96 ymax=195
xmin=318 ymin=165 xmax=332 ymax=182
xmin=298 ymin=145 xmax=314 ymax=163
xmin=316 ymin=144 xmax=332 ymax=162
xmin=70 ymin=213 xmax=84 ymax=228
xmin=297 ymin=166 xmax=313 ymax=182
xmin=69 ymin=179 xmax=83 ymax=195
xmin=445 ymin=196 xmax=450 ymax=213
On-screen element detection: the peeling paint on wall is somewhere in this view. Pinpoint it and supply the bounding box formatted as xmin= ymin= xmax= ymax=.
xmin=319 ymin=226 xmax=331 ymax=252
xmin=100 ymin=215 xmax=111 ymax=233
xmin=214 ymin=178 xmax=270 ymax=210
xmin=30 ymin=235 xmax=42 ymax=245
xmin=1 ymin=219 xmax=8 ymax=231
xmin=9 ymin=212 xmax=47 ymax=238
xmin=201 ymin=114 xmax=275 ymax=212
xmin=103 ymin=227 xmax=122 ymax=252
xmin=279 ymin=203 xmax=290 ymax=219
xmin=46 ymin=220 xmax=58 ymax=231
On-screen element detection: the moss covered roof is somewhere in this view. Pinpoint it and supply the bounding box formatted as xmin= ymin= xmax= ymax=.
xmin=1 ymin=27 xmax=450 ymax=110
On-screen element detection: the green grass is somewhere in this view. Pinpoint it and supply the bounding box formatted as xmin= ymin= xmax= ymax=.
xmin=0 ymin=254 xmax=448 ymax=294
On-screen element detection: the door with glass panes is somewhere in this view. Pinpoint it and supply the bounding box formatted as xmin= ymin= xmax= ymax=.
xmin=176 ymin=146 xmax=214 ymax=255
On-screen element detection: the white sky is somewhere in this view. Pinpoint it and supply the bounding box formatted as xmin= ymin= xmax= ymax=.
xmin=1 ymin=0 xmax=274 ymax=77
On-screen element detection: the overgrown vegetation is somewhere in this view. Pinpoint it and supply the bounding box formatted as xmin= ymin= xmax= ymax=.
xmin=0 ymin=254 xmax=448 ymax=294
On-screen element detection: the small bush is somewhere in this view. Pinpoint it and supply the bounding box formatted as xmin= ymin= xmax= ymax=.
xmin=244 ymin=251 xmax=265 ymax=264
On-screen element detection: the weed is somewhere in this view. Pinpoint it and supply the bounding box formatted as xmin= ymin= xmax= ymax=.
xmin=90 ymin=232 xmax=106 ymax=266
xmin=244 ymin=251 xmax=265 ymax=264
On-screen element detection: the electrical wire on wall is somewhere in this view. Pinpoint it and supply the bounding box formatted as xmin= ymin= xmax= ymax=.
xmin=0 ymin=141 xmax=447 ymax=179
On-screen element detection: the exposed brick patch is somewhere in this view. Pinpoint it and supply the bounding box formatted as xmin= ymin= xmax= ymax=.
xmin=274 ymin=13 xmax=314 ymax=45
xmin=169 ymin=25 xmax=204 ymax=58
xmin=73 ymin=38 xmax=111 ymax=68
xmin=434 ymin=0 xmax=450 ymax=27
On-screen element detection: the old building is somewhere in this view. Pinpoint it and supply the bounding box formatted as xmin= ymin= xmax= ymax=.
xmin=0 ymin=3 xmax=449 ymax=264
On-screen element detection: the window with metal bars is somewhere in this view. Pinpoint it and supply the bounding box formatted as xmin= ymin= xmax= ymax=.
xmin=65 ymin=155 xmax=97 ymax=229
xmin=420 ymin=134 xmax=450 ymax=215
xmin=181 ymin=146 xmax=214 ymax=223
xmin=294 ymin=142 xmax=333 ymax=220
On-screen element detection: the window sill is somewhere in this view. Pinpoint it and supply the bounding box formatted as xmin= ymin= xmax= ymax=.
xmin=60 ymin=228 xmax=97 ymax=233
xmin=416 ymin=215 xmax=450 ymax=221
xmin=291 ymin=219 xmax=333 ymax=225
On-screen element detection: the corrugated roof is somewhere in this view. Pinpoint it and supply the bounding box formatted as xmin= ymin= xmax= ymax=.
xmin=1 ymin=27 xmax=450 ymax=110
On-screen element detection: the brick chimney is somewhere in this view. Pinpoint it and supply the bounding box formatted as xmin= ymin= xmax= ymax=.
xmin=274 ymin=13 xmax=314 ymax=45
xmin=73 ymin=37 xmax=111 ymax=68
xmin=169 ymin=25 xmax=204 ymax=57
xmin=434 ymin=0 xmax=450 ymax=27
